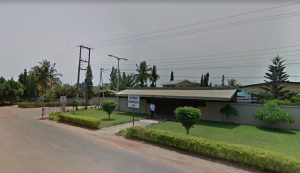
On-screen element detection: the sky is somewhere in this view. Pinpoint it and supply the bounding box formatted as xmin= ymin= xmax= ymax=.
xmin=0 ymin=0 xmax=300 ymax=86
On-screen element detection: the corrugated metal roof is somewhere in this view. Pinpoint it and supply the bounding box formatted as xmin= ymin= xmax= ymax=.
xmin=117 ymin=89 xmax=237 ymax=101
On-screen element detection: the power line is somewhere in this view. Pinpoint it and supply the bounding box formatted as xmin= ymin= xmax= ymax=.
xmin=90 ymin=11 xmax=300 ymax=49
xmin=113 ymin=61 xmax=300 ymax=71
xmin=91 ymin=50 xmax=300 ymax=67
xmin=158 ymin=75 xmax=300 ymax=79
xmin=86 ymin=1 xmax=299 ymax=47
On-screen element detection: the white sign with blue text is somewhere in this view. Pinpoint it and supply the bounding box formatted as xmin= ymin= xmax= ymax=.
xmin=128 ymin=95 xmax=140 ymax=109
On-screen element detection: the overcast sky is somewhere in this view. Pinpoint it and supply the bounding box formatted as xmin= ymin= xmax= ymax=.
xmin=0 ymin=1 xmax=300 ymax=86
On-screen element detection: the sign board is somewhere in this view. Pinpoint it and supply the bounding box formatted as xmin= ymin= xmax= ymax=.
xmin=60 ymin=96 xmax=67 ymax=104
xmin=128 ymin=95 xmax=140 ymax=109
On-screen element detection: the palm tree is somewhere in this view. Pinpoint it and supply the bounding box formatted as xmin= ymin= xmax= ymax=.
xmin=33 ymin=60 xmax=62 ymax=95
xmin=120 ymin=72 xmax=137 ymax=90
xmin=150 ymin=65 xmax=160 ymax=87
xmin=135 ymin=61 xmax=151 ymax=87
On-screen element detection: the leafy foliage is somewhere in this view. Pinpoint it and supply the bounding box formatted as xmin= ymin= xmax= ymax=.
xmin=291 ymin=94 xmax=300 ymax=105
xmin=200 ymin=72 xmax=210 ymax=87
xmin=0 ymin=77 xmax=24 ymax=103
xmin=70 ymin=99 xmax=79 ymax=114
xmin=123 ymin=127 xmax=300 ymax=173
xmin=170 ymin=71 xmax=174 ymax=81
xmin=254 ymin=101 xmax=295 ymax=128
xmin=84 ymin=65 xmax=93 ymax=109
xmin=120 ymin=72 xmax=137 ymax=90
xmin=135 ymin=61 xmax=151 ymax=87
xmin=58 ymin=113 xmax=101 ymax=129
xmin=95 ymin=89 xmax=116 ymax=97
xmin=109 ymin=66 xmax=118 ymax=90
xmin=220 ymin=104 xmax=239 ymax=120
xmin=264 ymin=99 xmax=292 ymax=105
xmin=149 ymin=65 xmax=160 ymax=87
xmin=32 ymin=60 xmax=62 ymax=96
xmin=227 ymin=78 xmax=240 ymax=87
xmin=262 ymin=56 xmax=290 ymax=99
xmin=109 ymin=67 xmax=137 ymax=91
xmin=174 ymin=106 xmax=201 ymax=134
xmin=102 ymin=100 xmax=117 ymax=119
xmin=48 ymin=112 xmax=60 ymax=121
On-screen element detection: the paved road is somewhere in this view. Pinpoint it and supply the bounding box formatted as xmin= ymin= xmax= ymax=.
xmin=0 ymin=106 xmax=253 ymax=173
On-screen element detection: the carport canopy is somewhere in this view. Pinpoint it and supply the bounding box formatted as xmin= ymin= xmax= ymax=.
xmin=117 ymin=89 xmax=238 ymax=102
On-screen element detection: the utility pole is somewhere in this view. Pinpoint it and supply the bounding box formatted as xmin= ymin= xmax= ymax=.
xmin=108 ymin=54 xmax=128 ymax=111
xmin=76 ymin=45 xmax=92 ymax=108
xmin=98 ymin=68 xmax=105 ymax=109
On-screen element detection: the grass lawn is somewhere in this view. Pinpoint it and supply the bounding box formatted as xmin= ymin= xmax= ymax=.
xmin=149 ymin=121 xmax=300 ymax=159
xmin=64 ymin=109 xmax=145 ymax=128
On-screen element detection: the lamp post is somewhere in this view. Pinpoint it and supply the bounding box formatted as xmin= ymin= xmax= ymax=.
xmin=108 ymin=54 xmax=128 ymax=111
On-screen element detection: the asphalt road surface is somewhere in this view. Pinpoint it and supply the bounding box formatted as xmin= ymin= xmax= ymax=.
xmin=0 ymin=106 xmax=253 ymax=173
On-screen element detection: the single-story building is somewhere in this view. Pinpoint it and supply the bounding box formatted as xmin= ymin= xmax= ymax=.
xmin=240 ymin=81 xmax=300 ymax=94
xmin=161 ymin=80 xmax=194 ymax=88
xmin=116 ymin=88 xmax=238 ymax=118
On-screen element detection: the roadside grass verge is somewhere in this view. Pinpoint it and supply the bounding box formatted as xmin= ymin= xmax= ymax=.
xmin=149 ymin=121 xmax=300 ymax=159
xmin=49 ymin=109 xmax=145 ymax=128
xmin=121 ymin=126 xmax=300 ymax=173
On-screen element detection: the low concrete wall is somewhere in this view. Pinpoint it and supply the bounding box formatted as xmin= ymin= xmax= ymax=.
xmin=202 ymin=102 xmax=300 ymax=130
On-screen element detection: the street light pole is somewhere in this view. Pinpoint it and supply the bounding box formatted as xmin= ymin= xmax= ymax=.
xmin=108 ymin=54 xmax=128 ymax=111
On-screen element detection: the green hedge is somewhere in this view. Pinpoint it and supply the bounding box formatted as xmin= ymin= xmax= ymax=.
xmin=17 ymin=101 xmax=87 ymax=108
xmin=18 ymin=102 xmax=61 ymax=108
xmin=58 ymin=114 xmax=101 ymax=129
xmin=123 ymin=127 xmax=300 ymax=173
xmin=48 ymin=112 xmax=60 ymax=121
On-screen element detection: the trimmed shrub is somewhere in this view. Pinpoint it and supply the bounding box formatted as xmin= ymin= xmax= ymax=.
xmin=254 ymin=101 xmax=295 ymax=129
xmin=264 ymin=99 xmax=292 ymax=105
xmin=58 ymin=114 xmax=101 ymax=129
xmin=102 ymin=100 xmax=116 ymax=119
xmin=291 ymin=94 xmax=300 ymax=105
xmin=48 ymin=112 xmax=60 ymax=121
xmin=123 ymin=127 xmax=300 ymax=173
xmin=18 ymin=102 xmax=60 ymax=108
xmin=70 ymin=99 xmax=79 ymax=114
xmin=220 ymin=104 xmax=239 ymax=121
xmin=174 ymin=106 xmax=201 ymax=134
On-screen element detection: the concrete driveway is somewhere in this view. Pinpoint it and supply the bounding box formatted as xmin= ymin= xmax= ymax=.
xmin=0 ymin=106 xmax=253 ymax=173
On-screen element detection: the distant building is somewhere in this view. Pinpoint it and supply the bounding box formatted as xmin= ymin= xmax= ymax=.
xmin=162 ymin=80 xmax=194 ymax=88
xmin=240 ymin=81 xmax=300 ymax=94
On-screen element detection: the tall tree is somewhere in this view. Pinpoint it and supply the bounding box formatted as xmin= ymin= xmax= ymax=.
xmin=109 ymin=66 xmax=118 ymax=90
xmin=262 ymin=55 xmax=289 ymax=98
xmin=18 ymin=69 xmax=29 ymax=99
xmin=120 ymin=72 xmax=137 ymax=90
xmin=0 ymin=77 xmax=24 ymax=103
xmin=84 ymin=65 xmax=93 ymax=109
xmin=227 ymin=78 xmax=240 ymax=87
xmin=32 ymin=60 xmax=62 ymax=96
xmin=27 ymin=71 xmax=39 ymax=100
xmin=221 ymin=75 xmax=225 ymax=87
xmin=170 ymin=71 xmax=174 ymax=81
xmin=200 ymin=75 xmax=204 ymax=87
xmin=203 ymin=72 xmax=209 ymax=87
xmin=150 ymin=65 xmax=160 ymax=87
xmin=135 ymin=61 xmax=151 ymax=87
xmin=200 ymin=73 xmax=210 ymax=87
